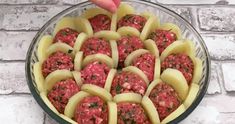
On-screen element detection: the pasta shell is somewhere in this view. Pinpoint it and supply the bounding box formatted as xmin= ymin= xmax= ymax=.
xmin=37 ymin=35 xmax=53 ymax=62
xmin=104 ymin=69 xmax=117 ymax=92
xmin=113 ymin=93 xmax=142 ymax=103
xmin=183 ymin=83 xmax=199 ymax=109
xmin=82 ymin=54 xmax=114 ymax=68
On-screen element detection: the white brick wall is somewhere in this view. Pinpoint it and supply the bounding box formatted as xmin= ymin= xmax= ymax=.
xmin=0 ymin=0 xmax=234 ymax=124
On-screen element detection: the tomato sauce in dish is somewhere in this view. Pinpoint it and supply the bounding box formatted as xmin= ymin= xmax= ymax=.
xmin=48 ymin=78 xmax=80 ymax=113
xmin=111 ymin=71 xmax=147 ymax=96
xmin=81 ymin=61 xmax=110 ymax=88
xmin=118 ymin=14 xmax=147 ymax=32
xmin=53 ymin=28 xmax=79 ymax=47
xmin=148 ymin=29 xmax=177 ymax=54
xmin=89 ymin=14 xmax=111 ymax=33
xmin=74 ymin=96 xmax=108 ymax=124
xmin=132 ymin=53 xmax=155 ymax=81
xmin=42 ymin=51 xmax=74 ymax=77
xmin=149 ymin=83 xmax=181 ymax=121
xmin=117 ymin=102 xmax=151 ymax=124
xmin=81 ymin=37 xmax=111 ymax=57
xmin=161 ymin=53 xmax=194 ymax=85
xmin=117 ymin=35 xmax=144 ymax=67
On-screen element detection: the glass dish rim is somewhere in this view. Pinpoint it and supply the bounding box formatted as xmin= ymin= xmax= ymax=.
xmin=25 ymin=0 xmax=211 ymax=123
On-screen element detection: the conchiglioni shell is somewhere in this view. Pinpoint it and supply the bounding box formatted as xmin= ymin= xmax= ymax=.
xmin=113 ymin=93 xmax=142 ymax=103
xmin=140 ymin=16 xmax=160 ymax=41
xmin=158 ymin=23 xmax=182 ymax=40
xmin=72 ymin=71 xmax=82 ymax=86
xmin=110 ymin=40 xmax=119 ymax=68
xmin=154 ymin=58 xmax=161 ymax=80
xmin=33 ymin=62 xmax=45 ymax=92
xmin=183 ymin=83 xmax=199 ymax=109
xmin=117 ymin=27 xmax=140 ymax=37
xmin=37 ymin=35 xmax=53 ymax=62
xmin=53 ymin=17 xmax=77 ymax=36
xmin=143 ymin=39 xmax=159 ymax=57
xmin=161 ymin=104 xmax=186 ymax=124
xmin=108 ymin=102 xmax=117 ymax=124
xmin=74 ymin=17 xmax=93 ymax=36
xmin=81 ymin=8 xmax=112 ymax=19
xmin=64 ymin=91 xmax=91 ymax=118
xmin=161 ymin=68 xmax=189 ymax=100
xmin=184 ymin=39 xmax=196 ymax=57
xmin=74 ymin=32 xmax=88 ymax=52
xmin=104 ymin=69 xmax=117 ymax=92
xmin=81 ymin=84 xmax=112 ymax=101
xmin=40 ymin=92 xmax=59 ymax=115
xmin=45 ymin=70 xmax=73 ymax=91
xmin=74 ymin=52 xmax=83 ymax=71
xmin=60 ymin=114 xmax=77 ymax=124
xmin=191 ymin=58 xmax=203 ymax=84
xmin=117 ymin=3 xmax=135 ymax=21
xmin=141 ymin=96 xmax=161 ymax=124
xmin=82 ymin=54 xmax=114 ymax=68
xmin=145 ymin=79 xmax=162 ymax=97
xmin=123 ymin=66 xmax=150 ymax=86
xmin=94 ymin=31 xmax=121 ymax=41
xmin=46 ymin=42 xmax=75 ymax=58
xmin=140 ymin=12 xmax=156 ymax=20
xmin=124 ymin=49 xmax=149 ymax=67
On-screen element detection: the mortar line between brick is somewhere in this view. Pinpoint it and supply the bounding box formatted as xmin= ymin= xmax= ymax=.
xmin=43 ymin=113 xmax=46 ymax=124
xmin=0 ymin=60 xmax=25 ymax=63
xmin=161 ymin=4 xmax=235 ymax=6
xmin=0 ymin=4 xmax=71 ymax=6
xmin=0 ymin=93 xmax=31 ymax=96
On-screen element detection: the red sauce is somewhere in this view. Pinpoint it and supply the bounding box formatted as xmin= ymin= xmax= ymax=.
xmin=117 ymin=103 xmax=150 ymax=124
xmin=89 ymin=14 xmax=111 ymax=33
xmin=111 ymin=71 xmax=147 ymax=96
xmin=132 ymin=53 xmax=155 ymax=81
xmin=117 ymin=35 xmax=144 ymax=67
xmin=118 ymin=14 xmax=147 ymax=32
xmin=47 ymin=79 xmax=80 ymax=113
xmin=149 ymin=83 xmax=181 ymax=121
xmin=53 ymin=28 xmax=79 ymax=47
xmin=42 ymin=51 xmax=74 ymax=77
xmin=148 ymin=29 xmax=177 ymax=54
xmin=81 ymin=61 xmax=110 ymax=88
xmin=74 ymin=96 xmax=108 ymax=124
xmin=81 ymin=37 xmax=111 ymax=57
xmin=161 ymin=53 xmax=194 ymax=85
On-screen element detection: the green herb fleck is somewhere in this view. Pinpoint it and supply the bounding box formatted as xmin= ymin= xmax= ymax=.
xmin=89 ymin=102 xmax=98 ymax=108
xmin=68 ymin=49 xmax=73 ymax=54
xmin=116 ymin=84 xmax=122 ymax=94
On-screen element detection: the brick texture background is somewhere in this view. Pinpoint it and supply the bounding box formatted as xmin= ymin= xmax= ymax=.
xmin=0 ymin=0 xmax=235 ymax=124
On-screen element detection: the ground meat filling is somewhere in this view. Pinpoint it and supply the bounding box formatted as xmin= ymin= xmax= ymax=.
xmin=118 ymin=14 xmax=147 ymax=32
xmin=47 ymin=79 xmax=80 ymax=113
xmin=117 ymin=35 xmax=144 ymax=67
xmin=149 ymin=83 xmax=181 ymax=121
xmin=161 ymin=53 xmax=194 ymax=85
xmin=53 ymin=28 xmax=79 ymax=47
xmin=81 ymin=37 xmax=111 ymax=57
xmin=81 ymin=61 xmax=110 ymax=88
xmin=117 ymin=103 xmax=151 ymax=124
xmin=42 ymin=51 xmax=74 ymax=77
xmin=132 ymin=53 xmax=155 ymax=81
xmin=111 ymin=71 xmax=147 ymax=96
xmin=89 ymin=14 xmax=111 ymax=33
xmin=148 ymin=29 xmax=177 ymax=54
xmin=74 ymin=96 xmax=108 ymax=124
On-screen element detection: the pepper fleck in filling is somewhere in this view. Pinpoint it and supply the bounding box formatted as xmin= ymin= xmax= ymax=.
xmin=111 ymin=71 xmax=147 ymax=96
xmin=117 ymin=35 xmax=144 ymax=68
xmin=118 ymin=14 xmax=147 ymax=32
xmin=89 ymin=14 xmax=111 ymax=33
xmin=117 ymin=102 xmax=151 ymax=124
xmin=148 ymin=29 xmax=177 ymax=54
xmin=81 ymin=61 xmax=110 ymax=88
xmin=132 ymin=53 xmax=155 ymax=81
xmin=81 ymin=37 xmax=111 ymax=57
xmin=161 ymin=53 xmax=194 ymax=85
xmin=74 ymin=96 xmax=108 ymax=124
xmin=42 ymin=51 xmax=74 ymax=77
xmin=48 ymin=79 xmax=80 ymax=113
xmin=149 ymin=83 xmax=181 ymax=121
xmin=53 ymin=28 xmax=79 ymax=47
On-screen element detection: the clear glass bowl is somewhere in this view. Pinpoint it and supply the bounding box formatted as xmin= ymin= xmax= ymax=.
xmin=25 ymin=0 xmax=211 ymax=123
